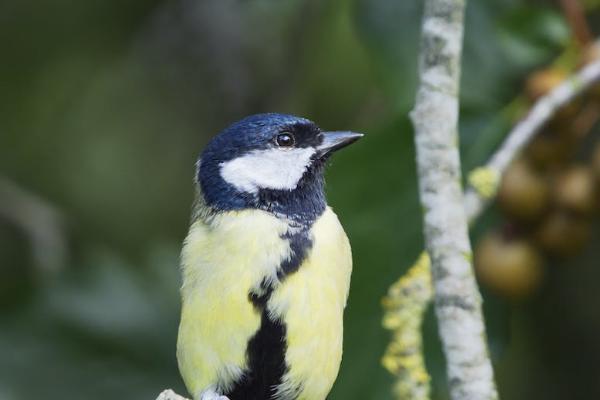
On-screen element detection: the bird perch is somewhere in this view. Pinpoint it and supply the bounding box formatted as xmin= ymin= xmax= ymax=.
xmin=156 ymin=389 xmax=189 ymax=400
xmin=384 ymin=28 xmax=600 ymax=400
xmin=410 ymin=0 xmax=499 ymax=399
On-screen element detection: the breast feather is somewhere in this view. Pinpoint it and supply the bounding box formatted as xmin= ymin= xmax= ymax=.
xmin=177 ymin=209 xmax=292 ymax=396
xmin=270 ymin=207 xmax=353 ymax=400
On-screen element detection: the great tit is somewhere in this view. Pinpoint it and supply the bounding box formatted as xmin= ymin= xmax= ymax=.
xmin=177 ymin=113 xmax=362 ymax=400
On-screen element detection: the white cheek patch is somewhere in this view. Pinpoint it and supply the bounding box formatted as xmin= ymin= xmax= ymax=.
xmin=219 ymin=147 xmax=315 ymax=193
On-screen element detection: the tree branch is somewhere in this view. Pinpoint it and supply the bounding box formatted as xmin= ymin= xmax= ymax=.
xmin=464 ymin=57 xmax=600 ymax=221
xmin=410 ymin=0 xmax=499 ymax=399
xmin=156 ymin=389 xmax=189 ymax=400
xmin=559 ymin=0 xmax=592 ymax=46
xmin=383 ymin=53 xmax=600 ymax=400
xmin=382 ymin=252 xmax=432 ymax=400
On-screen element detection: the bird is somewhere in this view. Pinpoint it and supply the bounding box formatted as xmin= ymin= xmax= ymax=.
xmin=177 ymin=113 xmax=362 ymax=400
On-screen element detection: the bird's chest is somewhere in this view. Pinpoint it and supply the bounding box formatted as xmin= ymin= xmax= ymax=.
xmin=179 ymin=208 xmax=351 ymax=400
xmin=267 ymin=211 xmax=353 ymax=400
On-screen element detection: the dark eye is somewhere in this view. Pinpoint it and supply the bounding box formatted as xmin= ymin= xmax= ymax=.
xmin=276 ymin=132 xmax=295 ymax=147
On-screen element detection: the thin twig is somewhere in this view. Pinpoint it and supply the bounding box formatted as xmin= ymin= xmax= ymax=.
xmin=410 ymin=0 xmax=499 ymax=399
xmin=559 ymin=0 xmax=592 ymax=46
xmin=384 ymin=47 xmax=600 ymax=400
xmin=464 ymin=57 xmax=600 ymax=222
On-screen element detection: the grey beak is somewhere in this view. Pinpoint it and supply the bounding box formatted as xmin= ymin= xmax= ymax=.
xmin=316 ymin=131 xmax=364 ymax=156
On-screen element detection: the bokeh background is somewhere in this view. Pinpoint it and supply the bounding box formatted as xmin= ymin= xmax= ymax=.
xmin=2 ymin=0 xmax=600 ymax=399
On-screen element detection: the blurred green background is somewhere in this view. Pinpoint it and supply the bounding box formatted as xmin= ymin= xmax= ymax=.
xmin=2 ymin=0 xmax=600 ymax=399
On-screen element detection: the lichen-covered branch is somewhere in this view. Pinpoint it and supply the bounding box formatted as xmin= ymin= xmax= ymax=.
xmin=382 ymin=252 xmax=432 ymax=400
xmin=383 ymin=54 xmax=600 ymax=400
xmin=410 ymin=0 xmax=499 ymax=399
xmin=464 ymin=57 xmax=600 ymax=220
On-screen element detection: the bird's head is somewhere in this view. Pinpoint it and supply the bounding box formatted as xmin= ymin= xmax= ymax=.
xmin=197 ymin=113 xmax=362 ymax=223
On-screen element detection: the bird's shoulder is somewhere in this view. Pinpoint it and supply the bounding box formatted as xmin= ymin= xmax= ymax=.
xmin=311 ymin=207 xmax=351 ymax=247
xmin=180 ymin=206 xmax=291 ymax=292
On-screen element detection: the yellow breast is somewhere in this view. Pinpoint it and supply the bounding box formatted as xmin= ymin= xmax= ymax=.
xmin=178 ymin=209 xmax=291 ymax=396
xmin=270 ymin=208 xmax=352 ymax=400
xmin=177 ymin=207 xmax=352 ymax=400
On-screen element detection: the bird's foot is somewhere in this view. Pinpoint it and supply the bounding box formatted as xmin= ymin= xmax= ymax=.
xmin=199 ymin=389 xmax=230 ymax=400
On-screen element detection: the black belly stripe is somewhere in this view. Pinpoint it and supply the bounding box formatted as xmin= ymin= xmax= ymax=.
xmin=226 ymin=302 xmax=289 ymax=400
xmin=227 ymin=230 xmax=312 ymax=400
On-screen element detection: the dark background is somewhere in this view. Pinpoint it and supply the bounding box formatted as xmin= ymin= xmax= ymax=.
xmin=1 ymin=0 xmax=599 ymax=399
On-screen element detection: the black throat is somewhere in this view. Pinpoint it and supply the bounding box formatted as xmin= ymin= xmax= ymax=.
xmin=256 ymin=163 xmax=327 ymax=226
